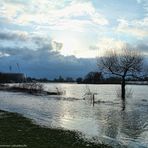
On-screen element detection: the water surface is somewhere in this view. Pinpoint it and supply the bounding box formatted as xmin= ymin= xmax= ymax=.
xmin=0 ymin=84 xmax=148 ymax=147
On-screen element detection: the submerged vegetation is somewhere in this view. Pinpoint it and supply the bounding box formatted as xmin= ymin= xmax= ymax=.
xmin=0 ymin=83 xmax=63 ymax=95
xmin=0 ymin=110 xmax=111 ymax=148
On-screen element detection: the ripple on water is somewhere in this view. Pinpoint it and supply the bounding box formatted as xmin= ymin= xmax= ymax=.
xmin=0 ymin=84 xmax=148 ymax=148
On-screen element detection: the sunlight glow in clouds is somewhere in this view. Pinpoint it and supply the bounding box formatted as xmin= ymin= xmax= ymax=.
xmin=0 ymin=0 xmax=148 ymax=58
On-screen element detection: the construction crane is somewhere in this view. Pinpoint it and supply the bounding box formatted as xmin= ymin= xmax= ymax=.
xmin=16 ymin=63 xmax=21 ymax=73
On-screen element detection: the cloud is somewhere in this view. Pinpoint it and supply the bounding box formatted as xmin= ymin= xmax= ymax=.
xmin=89 ymin=37 xmax=148 ymax=58
xmin=0 ymin=52 xmax=10 ymax=57
xmin=52 ymin=1 xmax=108 ymax=25
xmin=3 ymin=0 xmax=29 ymax=5
xmin=0 ymin=46 xmax=97 ymax=79
xmin=136 ymin=42 xmax=148 ymax=55
xmin=0 ymin=30 xmax=53 ymax=52
xmin=142 ymin=0 xmax=148 ymax=16
xmin=116 ymin=18 xmax=148 ymax=38
xmin=0 ymin=30 xmax=28 ymax=41
xmin=0 ymin=0 xmax=108 ymax=32
xmin=93 ymin=37 xmax=125 ymax=55
xmin=0 ymin=31 xmax=97 ymax=78
xmin=52 ymin=41 xmax=63 ymax=51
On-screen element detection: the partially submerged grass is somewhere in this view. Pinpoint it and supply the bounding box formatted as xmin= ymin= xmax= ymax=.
xmin=0 ymin=83 xmax=60 ymax=95
xmin=0 ymin=110 xmax=111 ymax=148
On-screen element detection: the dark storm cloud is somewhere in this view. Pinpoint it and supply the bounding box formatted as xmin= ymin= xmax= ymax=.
xmin=137 ymin=43 xmax=148 ymax=53
xmin=0 ymin=46 xmax=96 ymax=78
xmin=0 ymin=31 xmax=28 ymax=41
xmin=0 ymin=31 xmax=97 ymax=79
xmin=0 ymin=31 xmax=53 ymax=49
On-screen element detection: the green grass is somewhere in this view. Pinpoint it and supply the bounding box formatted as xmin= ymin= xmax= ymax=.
xmin=0 ymin=110 xmax=111 ymax=148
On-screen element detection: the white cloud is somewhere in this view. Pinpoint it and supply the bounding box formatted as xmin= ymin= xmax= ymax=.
xmin=142 ymin=0 xmax=148 ymax=16
xmin=117 ymin=18 xmax=148 ymax=38
xmin=0 ymin=52 xmax=10 ymax=57
xmin=0 ymin=0 xmax=108 ymax=30
xmin=91 ymin=37 xmax=126 ymax=56
xmin=98 ymin=37 xmax=125 ymax=50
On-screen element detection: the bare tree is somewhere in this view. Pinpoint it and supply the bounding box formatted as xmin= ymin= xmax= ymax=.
xmin=98 ymin=48 xmax=144 ymax=101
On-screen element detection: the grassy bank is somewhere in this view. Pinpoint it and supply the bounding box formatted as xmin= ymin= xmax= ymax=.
xmin=0 ymin=110 xmax=111 ymax=148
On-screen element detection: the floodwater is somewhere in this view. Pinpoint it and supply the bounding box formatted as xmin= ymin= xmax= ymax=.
xmin=0 ymin=83 xmax=148 ymax=147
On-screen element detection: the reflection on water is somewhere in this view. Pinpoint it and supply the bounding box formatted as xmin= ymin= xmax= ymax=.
xmin=0 ymin=84 xmax=148 ymax=147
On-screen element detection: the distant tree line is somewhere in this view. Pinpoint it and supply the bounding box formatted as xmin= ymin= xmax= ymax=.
xmin=1 ymin=72 xmax=148 ymax=84
xmin=26 ymin=72 xmax=103 ymax=83
xmin=76 ymin=72 xmax=148 ymax=84
xmin=26 ymin=76 xmax=75 ymax=83
xmin=76 ymin=72 xmax=103 ymax=84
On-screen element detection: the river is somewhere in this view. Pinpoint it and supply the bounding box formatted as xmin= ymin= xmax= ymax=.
xmin=0 ymin=83 xmax=148 ymax=147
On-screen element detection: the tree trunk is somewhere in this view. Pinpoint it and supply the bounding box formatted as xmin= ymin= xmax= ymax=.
xmin=121 ymin=77 xmax=125 ymax=100
xmin=121 ymin=78 xmax=126 ymax=110
xmin=122 ymin=99 xmax=125 ymax=111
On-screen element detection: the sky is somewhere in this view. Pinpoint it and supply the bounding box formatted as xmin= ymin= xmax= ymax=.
xmin=0 ymin=0 xmax=148 ymax=79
